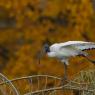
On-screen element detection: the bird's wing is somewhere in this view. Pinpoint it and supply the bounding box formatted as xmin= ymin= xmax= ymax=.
xmin=58 ymin=41 xmax=95 ymax=51
xmin=50 ymin=43 xmax=83 ymax=57
xmin=59 ymin=45 xmax=88 ymax=57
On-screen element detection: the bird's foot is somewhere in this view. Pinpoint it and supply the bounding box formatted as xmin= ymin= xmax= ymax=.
xmin=61 ymin=76 xmax=68 ymax=86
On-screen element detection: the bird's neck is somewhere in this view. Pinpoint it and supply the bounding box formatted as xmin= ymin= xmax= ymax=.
xmin=46 ymin=50 xmax=50 ymax=53
xmin=45 ymin=48 xmax=50 ymax=53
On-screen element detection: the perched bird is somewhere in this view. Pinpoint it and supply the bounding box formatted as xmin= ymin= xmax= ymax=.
xmin=39 ymin=41 xmax=95 ymax=80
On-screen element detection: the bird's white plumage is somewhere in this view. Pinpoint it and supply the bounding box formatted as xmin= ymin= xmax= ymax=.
xmin=63 ymin=41 xmax=95 ymax=50
xmin=47 ymin=41 xmax=95 ymax=65
xmin=50 ymin=41 xmax=95 ymax=51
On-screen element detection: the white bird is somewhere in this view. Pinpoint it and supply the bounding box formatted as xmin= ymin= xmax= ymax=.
xmin=39 ymin=41 xmax=95 ymax=80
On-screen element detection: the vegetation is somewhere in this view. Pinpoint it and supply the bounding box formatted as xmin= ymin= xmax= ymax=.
xmin=0 ymin=0 xmax=94 ymax=93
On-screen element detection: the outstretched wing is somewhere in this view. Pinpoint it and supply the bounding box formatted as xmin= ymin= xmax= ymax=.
xmin=58 ymin=41 xmax=95 ymax=51
xmin=59 ymin=45 xmax=88 ymax=57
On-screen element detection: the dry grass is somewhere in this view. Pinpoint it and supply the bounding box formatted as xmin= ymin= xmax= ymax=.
xmin=0 ymin=69 xmax=95 ymax=95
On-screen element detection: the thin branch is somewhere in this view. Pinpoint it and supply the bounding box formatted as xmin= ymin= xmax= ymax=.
xmin=0 ymin=73 xmax=19 ymax=95
xmin=24 ymin=84 xmax=95 ymax=95
xmin=0 ymin=75 xmax=61 ymax=85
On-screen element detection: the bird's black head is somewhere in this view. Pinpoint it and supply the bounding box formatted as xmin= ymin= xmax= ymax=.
xmin=37 ymin=43 xmax=50 ymax=64
xmin=43 ymin=44 xmax=50 ymax=53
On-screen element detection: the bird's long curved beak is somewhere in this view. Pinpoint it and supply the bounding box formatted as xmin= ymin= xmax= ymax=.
xmin=38 ymin=48 xmax=46 ymax=64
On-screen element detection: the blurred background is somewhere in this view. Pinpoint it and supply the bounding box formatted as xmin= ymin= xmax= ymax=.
xmin=0 ymin=0 xmax=95 ymax=80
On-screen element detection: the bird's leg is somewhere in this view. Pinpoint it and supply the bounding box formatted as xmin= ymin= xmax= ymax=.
xmin=63 ymin=62 xmax=67 ymax=80
xmin=61 ymin=63 xmax=68 ymax=85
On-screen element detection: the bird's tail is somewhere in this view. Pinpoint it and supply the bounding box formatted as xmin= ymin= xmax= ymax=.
xmin=84 ymin=56 xmax=95 ymax=64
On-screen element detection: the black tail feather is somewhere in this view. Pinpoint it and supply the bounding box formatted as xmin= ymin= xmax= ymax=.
xmin=84 ymin=56 xmax=95 ymax=65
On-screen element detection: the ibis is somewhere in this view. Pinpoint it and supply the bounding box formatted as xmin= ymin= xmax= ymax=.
xmin=39 ymin=41 xmax=95 ymax=80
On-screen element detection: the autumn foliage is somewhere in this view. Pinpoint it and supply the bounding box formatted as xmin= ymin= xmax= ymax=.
xmin=0 ymin=0 xmax=94 ymax=82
